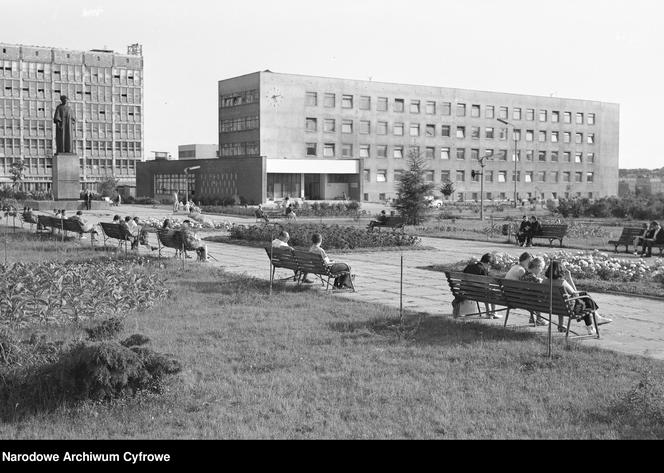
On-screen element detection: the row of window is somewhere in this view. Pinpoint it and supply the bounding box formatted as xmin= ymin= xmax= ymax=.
xmin=154 ymin=174 xmax=196 ymax=195
xmin=1 ymin=81 xmax=139 ymax=103
xmin=219 ymin=115 xmax=259 ymax=133
xmin=304 ymin=91 xmax=597 ymax=125
xmin=0 ymin=119 xmax=142 ymax=139
xmin=0 ymin=99 xmax=142 ymax=122
xmin=0 ymin=138 xmax=142 ymax=157
xmin=219 ymin=141 xmax=260 ymax=157
xmin=304 ymin=117 xmax=596 ymax=144
xmin=364 ymin=169 xmax=595 ymax=184
xmin=220 ymin=89 xmax=259 ymax=108
xmin=0 ymin=61 xmax=142 ymax=85
xmin=304 ymin=142 xmax=596 ymax=163
xmin=363 ymin=191 xmax=593 ymax=202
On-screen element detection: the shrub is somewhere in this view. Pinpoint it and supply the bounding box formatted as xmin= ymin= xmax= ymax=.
xmin=85 ymin=317 xmax=125 ymax=341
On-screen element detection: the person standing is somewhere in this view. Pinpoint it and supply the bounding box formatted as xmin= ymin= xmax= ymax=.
xmin=173 ymin=191 xmax=179 ymax=213
xmin=84 ymin=189 xmax=92 ymax=211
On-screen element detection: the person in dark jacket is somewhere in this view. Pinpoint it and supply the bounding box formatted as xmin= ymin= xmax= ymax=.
xmin=641 ymin=221 xmax=663 ymax=258
xmin=525 ymin=216 xmax=542 ymax=247
xmin=453 ymin=253 xmax=498 ymax=318
xmin=516 ymin=216 xmax=530 ymax=246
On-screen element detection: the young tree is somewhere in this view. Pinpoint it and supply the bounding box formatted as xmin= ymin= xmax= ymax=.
xmin=394 ymin=151 xmax=435 ymax=225
xmin=440 ymin=180 xmax=455 ymax=200
xmin=9 ymin=159 xmax=27 ymax=190
xmin=99 ymin=177 xmax=119 ymax=198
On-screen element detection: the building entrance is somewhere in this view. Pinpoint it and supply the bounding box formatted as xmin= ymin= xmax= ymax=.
xmin=304 ymin=174 xmax=321 ymax=200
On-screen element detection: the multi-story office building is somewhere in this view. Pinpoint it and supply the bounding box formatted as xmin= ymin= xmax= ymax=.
xmin=137 ymin=71 xmax=619 ymax=204
xmin=0 ymin=42 xmax=143 ymax=193
xmin=178 ymin=144 xmax=218 ymax=160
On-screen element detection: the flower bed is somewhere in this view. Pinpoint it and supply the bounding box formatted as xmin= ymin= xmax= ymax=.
xmin=140 ymin=214 xmax=231 ymax=231
xmin=0 ymin=258 xmax=169 ymax=326
xmin=228 ymin=223 xmax=421 ymax=250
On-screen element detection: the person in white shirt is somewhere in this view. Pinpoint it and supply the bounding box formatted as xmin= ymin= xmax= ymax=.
xmin=309 ymin=233 xmax=352 ymax=289
xmin=271 ymin=230 xmax=291 ymax=248
xmin=505 ymin=252 xmax=532 ymax=280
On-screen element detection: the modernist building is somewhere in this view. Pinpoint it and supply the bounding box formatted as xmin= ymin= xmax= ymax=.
xmin=137 ymin=71 xmax=619 ymax=204
xmin=0 ymin=42 xmax=143 ymax=192
xmin=178 ymin=144 xmax=218 ymax=160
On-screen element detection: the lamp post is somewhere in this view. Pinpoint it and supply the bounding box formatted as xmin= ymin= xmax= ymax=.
xmin=183 ymin=165 xmax=201 ymax=204
xmin=497 ymin=118 xmax=518 ymax=208
xmin=476 ymin=152 xmax=492 ymax=221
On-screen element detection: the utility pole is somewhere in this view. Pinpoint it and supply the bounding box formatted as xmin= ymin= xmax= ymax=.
xmin=475 ymin=153 xmax=492 ymax=220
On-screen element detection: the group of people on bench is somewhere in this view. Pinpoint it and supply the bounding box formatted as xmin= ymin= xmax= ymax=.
xmin=110 ymin=214 xmax=151 ymax=250
xmin=161 ymin=219 xmax=208 ymax=261
xmin=271 ymin=230 xmax=352 ymax=289
xmin=515 ymin=215 xmax=542 ymax=247
xmin=635 ymin=221 xmax=663 ymax=258
xmin=457 ymin=251 xmax=612 ymax=336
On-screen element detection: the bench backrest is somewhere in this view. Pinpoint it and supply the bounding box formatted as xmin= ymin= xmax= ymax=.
xmin=292 ymin=248 xmax=329 ymax=275
xmin=99 ymin=222 xmax=131 ymax=241
xmin=38 ymin=215 xmax=65 ymax=230
xmin=386 ymin=216 xmax=405 ymax=226
xmin=63 ymin=218 xmax=86 ymax=233
xmin=21 ymin=213 xmax=39 ymax=224
xmin=157 ymin=229 xmax=182 ymax=249
xmin=445 ymin=271 xmax=508 ymax=306
xmin=265 ymin=247 xmax=299 ymax=272
xmin=538 ymin=224 xmax=568 ymax=237
xmin=616 ymin=227 xmax=643 ymax=242
xmin=500 ymin=279 xmax=573 ymax=316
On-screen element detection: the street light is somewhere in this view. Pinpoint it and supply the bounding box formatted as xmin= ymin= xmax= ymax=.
xmin=497 ymin=118 xmax=519 ymax=208
xmin=183 ymin=165 xmax=201 ymax=204
xmin=474 ymin=152 xmax=493 ymax=220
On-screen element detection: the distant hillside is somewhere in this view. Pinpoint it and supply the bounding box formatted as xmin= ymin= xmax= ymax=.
xmin=619 ymin=167 xmax=664 ymax=178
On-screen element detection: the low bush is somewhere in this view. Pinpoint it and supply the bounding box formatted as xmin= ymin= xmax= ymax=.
xmin=85 ymin=317 xmax=125 ymax=341
xmin=229 ymin=223 xmax=421 ymax=249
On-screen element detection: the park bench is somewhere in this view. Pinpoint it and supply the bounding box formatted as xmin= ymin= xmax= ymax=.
xmin=37 ymin=215 xmax=65 ymax=234
xmin=368 ymin=216 xmax=405 ymax=232
xmin=19 ymin=212 xmax=39 ymax=231
xmin=62 ymin=219 xmax=97 ymax=247
xmin=265 ymin=246 xmax=300 ymax=282
xmin=500 ymin=279 xmax=600 ymax=338
xmin=157 ymin=229 xmax=184 ymax=258
xmin=283 ymin=248 xmax=356 ymax=292
xmin=99 ymin=222 xmax=133 ymax=253
xmin=444 ymin=271 xmax=509 ymax=318
xmin=608 ymin=226 xmax=644 ymax=253
xmin=530 ymin=224 xmax=568 ymax=247
xmin=255 ymin=210 xmax=284 ymax=223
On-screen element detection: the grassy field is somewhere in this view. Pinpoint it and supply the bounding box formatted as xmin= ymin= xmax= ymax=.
xmin=1 ymin=230 xmax=664 ymax=439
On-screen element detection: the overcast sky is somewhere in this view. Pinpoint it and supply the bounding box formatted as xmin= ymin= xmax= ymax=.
xmin=4 ymin=0 xmax=664 ymax=169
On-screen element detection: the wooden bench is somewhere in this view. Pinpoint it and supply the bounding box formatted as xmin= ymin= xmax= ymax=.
xmin=530 ymin=224 xmax=568 ymax=247
xmin=608 ymin=227 xmax=644 ymax=253
xmin=99 ymin=222 xmax=133 ymax=253
xmin=368 ymin=216 xmax=405 ymax=232
xmin=37 ymin=215 xmax=65 ymax=233
xmin=444 ymin=271 xmax=509 ymax=318
xmin=62 ymin=218 xmax=97 ymax=247
xmin=157 ymin=229 xmax=183 ymax=258
xmin=20 ymin=212 xmax=39 ymax=231
xmin=500 ymin=279 xmax=600 ymax=338
xmin=292 ymin=249 xmax=355 ymax=291
xmin=255 ymin=210 xmax=284 ymax=223
xmin=265 ymin=246 xmax=300 ymax=282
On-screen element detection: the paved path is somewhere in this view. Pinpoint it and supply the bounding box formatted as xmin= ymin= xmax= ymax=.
xmin=43 ymin=204 xmax=664 ymax=361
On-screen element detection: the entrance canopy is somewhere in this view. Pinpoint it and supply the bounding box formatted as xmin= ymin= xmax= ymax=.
xmin=266 ymin=159 xmax=359 ymax=174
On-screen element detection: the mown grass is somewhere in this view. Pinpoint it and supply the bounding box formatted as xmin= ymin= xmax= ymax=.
xmin=1 ymin=229 xmax=664 ymax=439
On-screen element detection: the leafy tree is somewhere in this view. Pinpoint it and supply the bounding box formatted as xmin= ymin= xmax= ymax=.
xmin=440 ymin=180 xmax=455 ymax=200
xmin=9 ymin=159 xmax=27 ymax=190
xmin=394 ymin=151 xmax=435 ymax=225
xmin=99 ymin=177 xmax=119 ymax=198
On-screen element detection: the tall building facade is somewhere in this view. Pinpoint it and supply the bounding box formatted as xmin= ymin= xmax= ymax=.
xmin=0 ymin=42 xmax=143 ymax=193
xmin=137 ymin=71 xmax=619 ymax=204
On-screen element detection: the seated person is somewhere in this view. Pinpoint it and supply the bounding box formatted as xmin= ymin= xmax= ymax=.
xmin=525 ymin=216 xmax=542 ymax=247
xmin=112 ymin=214 xmax=122 ymax=224
xmin=453 ymin=253 xmax=499 ymax=319
xmin=505 ymin=252 xmax=532 ymax=280
xmin=516 ymin=216 xmax=530 ymax=246
xmin=519 ymin=257 xmax=548 ymax=326
xmin=368 ymin=210 xmax=388 ymax=230
xmin=132 ymin=216 xmax=152 ymax=249
xmin=69 ymin=210 xmax=98 ymax=237
xmin=633 ymin=223 xmax=650 ymax=255
xmin=543 ymin=261 xmax=611 ymax=335
xmin=285 ymin=204 xmax=297 ymax=220
xmin=309 ymin=233 xmax=352 ymax=289
xmin=119 ymin=216 xmax=137 ymax=246
xmin=176 ymin=220 xmax=208 ymax=261
xmin=255 ymin=204 xmax=270 ymax=223
xmin=271 ymin=231 xmax=311 ymax=282
xmin=641 ymin=221 xmax=663 ymax=258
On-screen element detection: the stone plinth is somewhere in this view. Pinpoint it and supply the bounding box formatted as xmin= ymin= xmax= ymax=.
xmin=52 ymin=153 xmax=80 ymax=200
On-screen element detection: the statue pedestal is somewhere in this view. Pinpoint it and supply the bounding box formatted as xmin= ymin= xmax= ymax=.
xmin=52 ymin=153 xmax=80 ymax=200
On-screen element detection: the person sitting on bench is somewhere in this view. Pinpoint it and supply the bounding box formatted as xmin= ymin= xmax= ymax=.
xmin=633 ymin=222 xmax=650 ymax=255
xmin=177 ymin=220 xmax=209 ymax=261
xmin=524 ymin=216 xmax=542 ymax=247
xmin=368 ymin=210 xmax=388 ymax=230
xmin=516 ymin=216 xmax=530 ymax=246
xmin=519 ymin=257 xmax=549 ymax=326
xmin=69 ymin=210 xmax=98 ymax=239
xmin=452 ymin=253 xmax=497 ymax=318
xmin=255 ymin=204 xmax=270 ymax=223
xmin=309 ymin=233 xmax=352 ymax=289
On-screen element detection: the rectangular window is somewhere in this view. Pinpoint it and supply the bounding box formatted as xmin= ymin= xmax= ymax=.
xmin=409 ymin=146 xmax=420 ymax=157
xmin=497 ymin=149 xmax=507 ymax=161
xmin=587 ymin=172 xmax=594 ymax=183
xmin=538 ymin=171 xmax=546 ymax=182
xmin=342 ymin=119 xmax=353 ymax=134
xmin=359 ymin=120 xmax=370 ymax=134
xmin=552 ymin=111 xmax=560 ymax=123
xmin=456 ymin=148 xmax=465 ymax=160
xmin=499 ymin=106 xmax=508 ymax=120
xmin=376 ymin=145 xmax=387 ymax=158
xmin=551 ymin=151 xmax=559 ymax=162
xmin=526 ymin=150 xmax=534 ymax=161
xmin=359 ymin=95 xmax=371 ymax=110
xmin=471 ymin=148 xmax=480 ymax=160
xmin=393 ymin=146 xmax=403 ymax=159
xmin=587 ymin=152 xmax=595 ymax=163
xmin=393 ymin=122 xmax=404 ymax=136
xmin=485 ymin=127 xmax=494 ymax=139
xmin=324 ymin=93 xmax=335 ymax=108
xmin=377 ymin=97 xmax=388 ymax=111
xmin=363 ymin=169 xmax=370 ymax=182
xmin=564 ymin=111 xmax=572 ymax=123
xmin=305 ymin=92 xmax=317 ymax=106
xmin=456 ymin=103 xmax=466 ymax=117
xmin=551 ymin=131 xmax=559 ymax=143
xmin=513 ymin=108 xmax=522 ymax=120
xmin=575 ymin=172 xmax=583 ymax=183
xmin=425 ymin=101 xmax=436 ymax=114
xmin=441 ymin=170 xmax=451 ymax=182
xmin=498 ymin=171 xmax=507 ymax=183
xmin=551 ymin=171 xmax=559 ymax=183
xmin=410 ymin=100 xmax=420 ymax=113
xmin=512 ymin=171 xmax=521 ymax=182
xmin=323 ymin=143 xmax=335 ymax=157
xmin=377 ymin=121 xmax=387 ymax=135
xmin=575 ymin=152 xmax=583 ymax=163
xmin=587 ymin=133 xmax=595 ymax=144
xmin=471 ymin=126 xmax=480 ymax=139
xmin=564 ymin=152 xmax=571 ymax=162
xmin=525 ymin=130 xmax=534 ymax=142
xmin=394 ymin=98 xmax=404 ymax=112
xmin=425 ymin=124 xmax=435 ymax=137
xmin=393 ymin=170 xmax=403 ymax=182
xmin=306 ymin=117 xmax=317 ymax=132
xmin=575 ymin=133 xmax=583 ymax=144
xmin=538 ymin=130 xmax=546 ymax=142
xmin=576 ymin=112 xmax=584 ymax=124
xmin=485 ymin=105 xmax=494 ymax=119
xmin=513 ymin=129 xmax=521 ymax=141
xmin=587 ymin=113 xmax=596 ymax=125
xmin=471 ymin=104 xmax=481 ymax=117
xmin=456 ymin=170 xmax=465 ymax=182
xmin=425 ymin=146 xmax=435 ymax=159
xmin=498 ymin=128 xmax=507 ymax=140
xmin=525 ymin=171 xmax=533 ymax=183
xmin=563 ymin=132 xmax=571 ymax=143
xmin=409 ymin=123 xmax=420 ymax=136
xmin=456 ymin=126 xmax=465 ymax=139
xmin=342 ymin=95 xmax=353 ymax=109
xmin=376 ymin=170 xmax=387 ymax=182
xmin=539 ymin=110 xmax=547 ymax=122
xmin=485 ymin=171 xmax=494 ymax=182
xmin=441 ymin=125 xmax=450 ymax=137
xmin=342 ymin=144 xmax=353 ymax=157
xmin=324 ymin=119 xmax=336 ymax=133
xmin=306 ymin=143 xmax=317 ymax=156
xmin=441 ymin=147 xmax=450 ymax=160
xmin=441 ymin=102 xmax=451 ymax=116
xmin=526 ymin=108 xmax=534 ymax=121
xmin=538 ymin=151 xmax=546 ymax=162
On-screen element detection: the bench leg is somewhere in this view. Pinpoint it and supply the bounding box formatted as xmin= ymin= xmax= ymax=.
xmin=565 ymin=317 xmax=572 ymax=338
xmin=503 ymin=308 xmax=510 ymax=327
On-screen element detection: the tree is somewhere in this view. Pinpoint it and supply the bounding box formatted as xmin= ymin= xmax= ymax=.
xmin=99 ymin=177 xmax=119 ymax=198
xmin=440 ymin=180 xmax=455 ymax=200
xmin=394 ymin=151 xmax=435 ymax=225
xmin=9 ymin=159 xmax=27 ymax=190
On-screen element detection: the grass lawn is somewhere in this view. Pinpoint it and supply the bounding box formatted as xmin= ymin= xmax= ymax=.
xmin=1 ymin=230 xmax=664 ymax=439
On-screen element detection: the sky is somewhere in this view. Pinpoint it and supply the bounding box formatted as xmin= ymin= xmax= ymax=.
xmin=3 ymin=0 xmax=664 ymax=169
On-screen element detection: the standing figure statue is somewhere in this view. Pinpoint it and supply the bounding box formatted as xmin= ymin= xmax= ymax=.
xmin=53 ymin=95 xmax=76 ymax=154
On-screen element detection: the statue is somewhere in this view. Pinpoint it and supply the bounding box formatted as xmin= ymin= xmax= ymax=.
xmin=53 ymin=95 xmax=76 ymax=154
